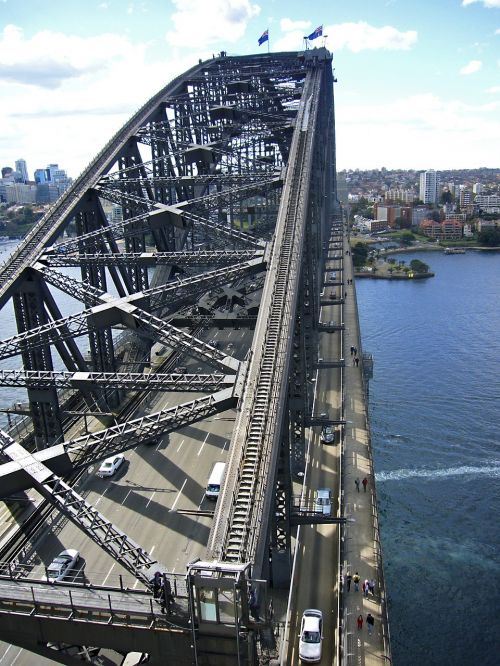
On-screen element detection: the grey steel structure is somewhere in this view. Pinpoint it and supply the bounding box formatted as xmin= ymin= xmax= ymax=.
xmin=0 ymin=48 xmax=337 ymax=664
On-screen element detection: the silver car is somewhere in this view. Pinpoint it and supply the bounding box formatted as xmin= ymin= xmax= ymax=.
xmin=47 ymin=549 xmax=80 ymax=582
xmin=299 ymin=609 xmax=323 ymax=663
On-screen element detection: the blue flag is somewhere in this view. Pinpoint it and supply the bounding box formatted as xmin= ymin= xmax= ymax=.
xmin=258 ymin=29 xmax=269 ymax=46
xmin=307 ymin=25 xmax=323 ymax=41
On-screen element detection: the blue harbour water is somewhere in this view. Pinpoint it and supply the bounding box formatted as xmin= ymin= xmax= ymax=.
xmin=356 ymin=251 xmax=500 ymax=666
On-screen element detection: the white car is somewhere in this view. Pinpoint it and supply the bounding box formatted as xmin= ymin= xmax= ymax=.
xmin=314 ymin=488 xmax=332 ymax=515
xmin=47 ymin=549 xmax=80 ymax=582
xmin=98 ymin=454 xmax=125 ymax=477
xmin=299 ymin=609 xmax=323 ymax=663
xmin=321 ymin=425 xmax=335 ymax=444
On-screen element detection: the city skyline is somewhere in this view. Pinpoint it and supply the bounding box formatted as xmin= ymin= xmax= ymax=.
xmin=0 ymin=0 xmax=499 ymax=179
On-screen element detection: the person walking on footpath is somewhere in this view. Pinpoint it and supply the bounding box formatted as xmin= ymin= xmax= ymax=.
xmin=357 ymin=615 xmax=363 ymax=630
xmin=362 ymin=477 xmax=368 ymax=492
xmin=346 ymin=572 xmax=352 ymax=592
xmin=366 ymin=613 xmax=375 ymax=635
xmin=368 ymin=579 xmax=375 ymax=596
xmin=355 ymin=477 xmax=360 ymax=492
xmin=363 ymin=579 xmax=370 ymax=597
xmin=350 ymin=345 xmax=355 ymax=356
xmin=353 ymin=572 xmax=360 ymax=591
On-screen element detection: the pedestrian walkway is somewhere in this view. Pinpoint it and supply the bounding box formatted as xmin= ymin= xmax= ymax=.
xmin=341 ymin=231 xmax=392 ymax=665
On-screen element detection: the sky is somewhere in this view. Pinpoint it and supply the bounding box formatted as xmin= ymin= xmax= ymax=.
xmin=0 ymin=0 xmax=499 ymax=180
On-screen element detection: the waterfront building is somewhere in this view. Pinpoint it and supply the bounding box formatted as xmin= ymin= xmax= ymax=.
xmin=419 ymin=169 xmax=439 ymax=204
xmin=4 ymin=183 xmax=37 ymax=204
xmin=420 ymin=218 xmax=462 ymax=240
xmin=460 ymin=189 xmax=473 ymax=208
xmin=476 ymin=218 xmax=499 ymax=232
xmin=15 ymin=159 xmax=29 ymax=183
xmin=474 ymin=194 xmax=500 ymax=214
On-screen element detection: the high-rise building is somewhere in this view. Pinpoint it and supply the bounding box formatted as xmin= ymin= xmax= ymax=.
xmin=473 ymin=183 xmax=483 ymax=194
xmin=15 ymin=159 xmax=29 ymax=183
xmin=419 ymin=170 xmax=439 ymax=204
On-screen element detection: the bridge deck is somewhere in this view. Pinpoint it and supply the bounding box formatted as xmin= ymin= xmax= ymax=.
xmin=342 ymin=232 xmax=391 ymax=665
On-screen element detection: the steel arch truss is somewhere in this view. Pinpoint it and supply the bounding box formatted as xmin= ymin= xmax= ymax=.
xmin=0 ymin=52 xmax=336 ymax=661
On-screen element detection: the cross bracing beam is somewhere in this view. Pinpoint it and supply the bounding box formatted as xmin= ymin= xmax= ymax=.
xmin=36 ymin=254 xmax=265 ymax=313
xmin=41 ymin=249 xmax=264 ymax=269
xmin=0 ymin=369 xmax=235 ymax=393
xmin=0 ymin=431 xmax=161 ymax=586
xmin=0 ymin=303 xmax=241 ymax=373
xmin=0 ymin=388 xmax=238 ymax=496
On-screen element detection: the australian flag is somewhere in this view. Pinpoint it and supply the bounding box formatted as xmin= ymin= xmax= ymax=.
xmin=258 ymin=29 xmax=269 ymax=46
xmin=307 ymin=25 xmax=323 ymax=40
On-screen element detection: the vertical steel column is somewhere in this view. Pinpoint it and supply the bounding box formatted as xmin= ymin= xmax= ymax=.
xmin=75 ymin=191 xmax=119 ymax=408
xmin=13 ymin=275 xmax=63 ymax=448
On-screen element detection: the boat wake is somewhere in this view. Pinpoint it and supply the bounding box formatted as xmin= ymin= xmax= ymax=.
xmin=376 ymin=463 xmax=500 ymax=482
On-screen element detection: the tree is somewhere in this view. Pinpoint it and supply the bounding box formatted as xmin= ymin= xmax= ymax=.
xmin=478 ymin=227 xmax=500 ymax=247
xmin=400 ymin=232 xmax=415 ymax=246
xmin=352 ymin=242 xmax=369 ymax=267
xmin=410 ymin=259 xmax=429 ymax=273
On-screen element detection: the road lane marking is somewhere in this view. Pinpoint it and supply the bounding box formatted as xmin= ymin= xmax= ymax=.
xmin=177 ymin=438 xmax=184 ymax=452
xmin=123 ymin=489 xmax=133 ymax=504
xmin=197 ymin=432 xmax=210 ymax=456
xmin=146 ymin=491 xmax=156 ymax=508
xmin=169 ymin=478 xmax=187 ymax=512
xmin=102 ymin=562 xmax=115 ymax=586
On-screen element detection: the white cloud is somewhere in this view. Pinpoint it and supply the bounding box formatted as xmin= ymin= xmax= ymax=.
xmin=485 ymin=84 xmax=500 ymax=92
xmin=462 ymin=0 xmax=500 ymax=7
xmin=166 ymin=0 xmax=261 ymax=48
xmin=327 ymin=21 xmax=417 ymax=53
xmin=335 ymin=91 xmax=500 ymax=169
xmin=280 ymin=18 xmax=311 ymax=32
xmin=0 ymin=24 xmax=145 ymax=88
xmin=0 ymin=24 xmax=203 ymax=178
xmin=273 ymin=31 xmax=309 ymax=52
xmin=459 ymin=59 xmax=482 ymax=74
xmin=495 ymin=28 xmax=500 ymax=34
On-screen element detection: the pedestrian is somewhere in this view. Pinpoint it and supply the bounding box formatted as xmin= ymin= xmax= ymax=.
xmin=346 ymin=572 xmax=352 ymax=592
xmin=352 ymin=356 xmax=356 ymax=366
xmin=344 ymin=291 xmax=347 ymax=299
xmin=350 ymin=345 xmax=355 ymax=356
xmin=249 ymin=589 xmax=260 ymax=621
xmin=368 ymin=579 xmax=375 ymax=596
xmin=362 ymin=477 xmax=368 ymax=492
xmin=363 ymin=579 xmax=369 ymax=597
xmin=151 ymin=571 xmax=162 ymax=599
xmin=357 ymin=614 xmax=363 ymax=630
xmin=355 ymin=478 xmax=360 ymax=492
xmin=366 ymin=613 xmax=374 ymax=635
xmin=353 ymin=572 xmax=360 ymax=591
xmin=355 ymin=356 xmax=359 ymax=367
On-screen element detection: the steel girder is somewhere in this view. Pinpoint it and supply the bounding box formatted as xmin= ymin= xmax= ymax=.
xmin=41 ymin=249 xmax=264 ymax=269
xmin=0 ymin=369 xmax=235 ymax=393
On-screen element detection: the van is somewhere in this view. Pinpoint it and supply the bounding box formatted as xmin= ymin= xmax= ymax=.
xmin=206 ymin=462 xmax=226 ymax=500
xmin=314 ymin=488 xmax=332 ymax=515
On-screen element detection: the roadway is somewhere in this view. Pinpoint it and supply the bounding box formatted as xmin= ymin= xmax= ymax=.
xmin=286 ymin=231 xmax=344 ymax=665
xmin=0 ymin=323 xmax=255 ymax=666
